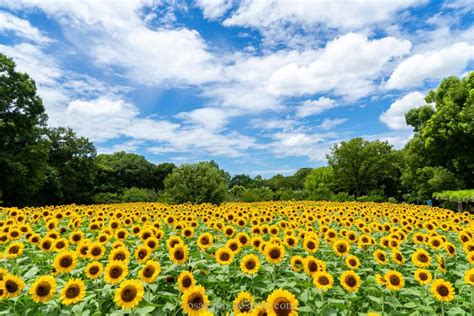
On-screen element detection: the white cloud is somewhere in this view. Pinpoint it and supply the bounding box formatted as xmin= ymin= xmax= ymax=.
xmin=223 ymin=0 xmax=421 ymax=29
xmin=268 ymin=33 xmax=412 ymax=99
xmin=320 ymin=118 xmax=347 ymax=130
xmin=196 ymin=0 xmax=233 ymax=19
xmin=380 ymin=91 xmax=426 ymax=130
xmin=176 ymin=107 xmax=234 ymax=131
xmin=0 ymin=11 xmax=50 ymax=44
xmin=296 ymin=97 xmax=337 ymax=118
xmin=386 ymin=42 xmax=474 ymax=89
xmin=3 ymin=1 xmax=221 ymax=86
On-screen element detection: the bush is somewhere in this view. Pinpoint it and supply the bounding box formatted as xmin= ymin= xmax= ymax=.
xmin=93 ymin=192 xmax=121 ymax=204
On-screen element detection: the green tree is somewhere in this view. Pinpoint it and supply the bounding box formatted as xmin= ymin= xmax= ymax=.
xmin=0 ymin=54 xmax=49 ymax=206
xmin=121 ymin=187 xmax=158 ymax=202
xmin=304 ymin=166 xmax=335 ymax=200
xmin=41 ymin=127 xmax=97 ymax=204
xmin=95 ymin=152 xmax=157 ymax=193
xmin=327 ymin=138 xmax=398 ymax=198
xmin=163 ymin=161 xmax=229 ymax=204
xmin=153 ymin=163 xmax=176 ymax=191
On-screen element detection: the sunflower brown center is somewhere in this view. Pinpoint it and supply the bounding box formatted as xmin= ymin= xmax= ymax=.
xmin=337 ymin=244 xmax=346 ymax=252
xmin=138 ymin=250 xmax=147 ymax=259
xmin=5 ymin=280 xmax=18 ymax=293
xmin=114 ymin=253 xmax=125 ymax=261
xmin=437 ymin=285 xmax=449 ymax=297
xmin=345 ymin=276 xmax=356 ymax=287
xmin=121 ymin=285 xmax=137 ymax=302
xmin=60 ymin=256 xmax=73 ymax=268
xmin=273 ymin=297 xmax=292 ymax=316
xmin=182 ymin=276 xmax=192 ymax=288
xmin=188 ymin=293 xmax=204 ymax=310
xmin=230 ymin=243 xmax=238 ymax=251
xmin=389 ymin=275 xmax=400 ymax=286
xmin=220 ymin=252 xmax=230 ymax=261
xmin=65 ymin=284 xmax=80 ymax=298
xmin=42 ymin=241 xmax=52 ymax=250
xmin=143 ymin=266 xmax=155 ymax=278
xmin=9 ymin=246 xmax=19 ymax=254
xmin=239 ymin=299 xmax=251 ymax=312
xmin=307 ymin=241 xmax=315 ymax=249
xmin=419 ymin=273 xmax=428 ymax=281
xmin=91 ymin=247 xmax=101 ymax=256
xmin=349 ymin=259 xmax=356 ymax=266
xmin=36 ymin=282 xmax=51 ymax=297
xmin=418 ymin=254 xmax=428 ymax=262
xmin=110 ymin=267 xmax=123 ymax=278
xmin=245 ymin=260 xmax=256 ymax=270
xmin=308 ymin=261 xmax=318 ymax=272
xmin=319 ymin=276 xmax=329 ymax=285
xmin=200 ymin=237 xmax=209 ymax=245
xmin=174 ymin=249 xmax=184 ymax=260
xmin=269 ymin=248 xmax=281 ymax=259
xmin=89 ymin=266 xmax=99 ymax=275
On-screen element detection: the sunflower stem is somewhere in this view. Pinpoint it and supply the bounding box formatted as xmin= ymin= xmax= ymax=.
xmin=381 ymin=289 xmax=385 ymax=315
xmin=441 ymin=302 xmax=445 ymax=316
xmin=470 ymin=286 xmax=474 ymax=316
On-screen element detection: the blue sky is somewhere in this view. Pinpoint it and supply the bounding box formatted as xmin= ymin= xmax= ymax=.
xmin=0 ymin=1 xmax=472 ymax=177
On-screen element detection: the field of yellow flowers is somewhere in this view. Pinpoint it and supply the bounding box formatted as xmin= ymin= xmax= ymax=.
xmin=0 ymin=201 xmax=473 ymax=315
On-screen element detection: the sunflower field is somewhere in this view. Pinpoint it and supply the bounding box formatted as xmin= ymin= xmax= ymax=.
xmin=0 ymin=201 xmax=473 ymax=315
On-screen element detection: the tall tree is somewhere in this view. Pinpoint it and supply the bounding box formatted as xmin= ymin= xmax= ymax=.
xmin=404 ymin=73 xmax=474 ymax=187
xmin=42 ymin=127 xmax=97 ymax=204
xmin=0 ymin=54 xmax=49 ymax=205
xmin=327 ymin=138 xmax=398 ymax=198
xmin=164 ymin=161 xmax=229 ymax=204
xmin=304 ymin=166 xmax=335 ymax=200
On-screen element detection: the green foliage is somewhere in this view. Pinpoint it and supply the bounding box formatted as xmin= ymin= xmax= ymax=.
xmin=405 ymin=73 xmax=474 ymax=188
xmin=0 ymin=53 xmax=49 ymax=206
xmin=304 ymin=166 xmax=335 ymax=200
xmin=164 ymin=161 xmax=229 ymax=204
xmin=121 ymin=187 xmax=158 ymax=202
xmin=327 ymin=138 xmax=398 ymax=197
xmin=433 ymin=190 xmax=474 ymax=202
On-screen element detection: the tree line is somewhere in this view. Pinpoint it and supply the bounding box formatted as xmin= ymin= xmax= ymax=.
xmin=1 ymin=53 xmax=473 ymax=207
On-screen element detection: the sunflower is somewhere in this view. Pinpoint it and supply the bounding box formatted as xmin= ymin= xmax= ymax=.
xmin=264 ymin=244 xmax=285 ymax=264
xmin=313 ymin=271 xmax=334 ymax=291
xmin=375 ymin=274 xmax=386 ymax=286
xmin=88 ymin=242 xmax=105 ymax=259
xmin=177 ymin=271 xmax=196 ymax=292
xmin=304 ymin=256 xmax=326 ymax=276
xmin=340 ymin=271 xmax=361 ymax=292
xmin=215 ymin=247 xmax=234 ymax=265
xmin=373 ymin=249 xmax=388 ymax=265
xmin=333 ymin=239 xmax=350 ymax=257
xmin=266 ymin=289 xmax=298 ymax=316
xmin=170 ymin=245 xmax=189 ymax=265
xmin=345 ymin=255 xmax=360 ymax=270
xmin=234 ymin=291 xmax=254 ymax=315
xmin=430 ymin=279 xmax=455 ymax=302
xmin=53 ymin=251 xmax=77 ymax=273
xmin=138 ymin=260 xmax=161 ymax=283
xmin=60 ymin=279 xmax=86 ymax=305
xmin=105 ymin=261 xmax=128 ymax=284
xmin=414 ymin=269 xmax=432 ymax=286
xmin=290 ymin=255 xmax=304 ymax=272
xmin=391 ymin=250 xmax=405 ymax=265
xmin=251 ymin=302 xmax=268 ymax=316
xmin=384 ymin=270 xmax=404 ymax=291
xmin=39 ymin=237 xmax=54 ymax=252
xmin=303 ymin=237 xmax=319 ymax=254
xmin=5 ymin=242 xmax=24 ymax=259
xmin=240 ymin=254 xmax=260 ymax=275
xmin=197 ymin=232 xmax=213 ymax=250
xmin=114 ymin=279 xmax=144 ymax=309
xmin=436 ymin=255 xmax=446 ymax=273
xmin=464 ymin=269 xmax=474 ymax=286
xmin=135 ymin=245 xmax=151 ymax=263
xmin=467 ymin=251 xmax=474 ymax=264
xmin=69 ymin=231 xmax=84 ymax=244
xmin=85 ymin=261 xmax=103 ymax=280
xmin=181 ymin=285 xmax=210 ymax=315
xmin=412 ymin=248 xmax=431 ymax=268
xmin=29 ymin=275 xmax=56 ymax=303
xmin=3 ymin=274 xmax=24 ymax=298
xmin=109 ymin=247 xmax=130 ymax=263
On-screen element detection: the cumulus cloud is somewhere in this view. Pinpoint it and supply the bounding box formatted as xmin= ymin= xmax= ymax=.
xmin=320 ymin=118 xmax=347 ymax=130
xmin=296 ymin=97 xmax=338 ymax=118
xmin=380 ymin=92 xmax=426 ymax=130
xmin=268 ymin=33 xmax=412 ymax=99
xmin=386 ymin=42 xmax=474 ymax=89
